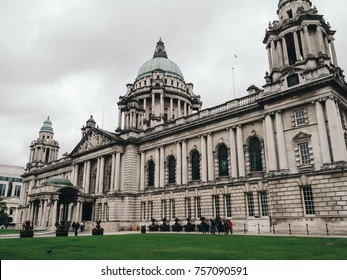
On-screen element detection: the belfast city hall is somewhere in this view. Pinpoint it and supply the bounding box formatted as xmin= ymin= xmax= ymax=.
xmin=17 ymin=0 xmax=347 ymax=234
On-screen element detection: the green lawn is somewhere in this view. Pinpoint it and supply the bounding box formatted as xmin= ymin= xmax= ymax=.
xmin=0 ymin=233 xmax=346 ymax=260
xmin=0 ymin=229 xmax=21 ymax=235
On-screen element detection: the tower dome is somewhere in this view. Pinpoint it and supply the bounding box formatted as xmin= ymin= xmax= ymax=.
xmin=136 ymin=38 xmax=184 ymax=80
xmin=40 ymin=117 xmax=53 ymax=133
xmin=137 ymin=57 xmax=184 ymax=80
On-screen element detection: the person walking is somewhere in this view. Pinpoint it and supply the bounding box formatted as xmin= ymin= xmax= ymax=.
xmin=74 ymin=222 xmax=80 ymax=236
xmin=227 ymin=219 xmax=233 ymax=235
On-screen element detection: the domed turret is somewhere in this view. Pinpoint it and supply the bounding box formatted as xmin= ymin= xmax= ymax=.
xmin=40 ymin=117 xmax=53 ymax=133
xmin=117 ymin=39 xmax=202 ymax=131
xmin=263 ymin=0 xmax=344 ymax=93
xmin=27 ymin=117 xmax=60 ymax=167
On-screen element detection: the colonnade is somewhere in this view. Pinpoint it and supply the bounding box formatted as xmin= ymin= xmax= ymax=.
xmin=71 ymin=152 xmax=122 ymax=194
xmin=118 ymin=94 xmax=193 ymax=130
xmin=267 ymin=24 xmax=338 ymax=71
xmin=27 ymin=198 xmax=84 ymax=226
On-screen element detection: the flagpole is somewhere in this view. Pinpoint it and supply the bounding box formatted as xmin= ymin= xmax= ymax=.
xmin=232 ymin=67 xmax=236 ymax=99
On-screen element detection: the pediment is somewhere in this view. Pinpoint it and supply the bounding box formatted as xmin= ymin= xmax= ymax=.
xmin=292 ymin=131 xmax=311 ymax=141
xmin=71 ymin=128 xmax=121 ymax=156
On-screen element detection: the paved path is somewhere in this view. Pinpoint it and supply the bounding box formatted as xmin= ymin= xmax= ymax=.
xmin=1 ymin=230 xmax=346 ymax=239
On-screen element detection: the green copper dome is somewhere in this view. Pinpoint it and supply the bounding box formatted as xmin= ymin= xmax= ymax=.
xmin=137 ymin=57 xmax=184 ymax=80
xmin=40 ymin=117 xmax=53 ymax=133
xmin=45 ymin=176 xmax=73 ymax=186
xmin=136 ymin=38 xmax=184 ymax=80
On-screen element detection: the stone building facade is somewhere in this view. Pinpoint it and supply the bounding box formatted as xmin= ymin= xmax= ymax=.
xmin=18 ymin=0 xmax=347 ymax=234
xmin=0 ymin=164 xmax=23 ymax=224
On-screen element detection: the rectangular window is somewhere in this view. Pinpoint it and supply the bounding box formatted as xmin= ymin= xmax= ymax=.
xmin=14 ymin=185 xmax=21 ymax=197
xmin=225 ymin=194 xmax=232 ymax=218
xmin=161 ymin=200 xmax=167 ymax=219
xmin=170 ymin=199 xmax=175 ymax=220
xmin=141 ymin=202 xmax=146 ymax=220
xmin=195 ymin=197 xmax=201 ymax=219
xmin=0 ymin=184 xmax=5 ymax=197
xmin=213 ymin=195 xmax=220 ymax=217
xmin=246 ymin=193 xmax=255 ymax=217
xmin=7 ymin=183 xmax=12 ymax=197
xmin=302 ymin=186 xmax=315 ymax=215
xmin=185 ymin=198 xmax=192 ymax=219
xmin=259 ymin=192 xmax=269 ymax=217
xmin=148 ymin=201 xmax=153 ymax=220
xmin=299 ymin=143 xmax=310 ymax=165
xmin=294 ymin=109 xmax=306 ymax=126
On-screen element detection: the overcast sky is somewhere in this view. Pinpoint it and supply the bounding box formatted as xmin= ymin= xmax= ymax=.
xmin=0 ymin=0 xmax=346 ymax=167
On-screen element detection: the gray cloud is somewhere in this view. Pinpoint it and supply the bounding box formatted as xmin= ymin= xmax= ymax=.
xmin=0 ymin=0 xmax=346 ymax=166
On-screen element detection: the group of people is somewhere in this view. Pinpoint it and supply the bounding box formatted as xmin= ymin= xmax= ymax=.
xmin=200 ymin=217 xmax=233 ymax=235
xmin=55 ymin=221 xmax=86 ymax=236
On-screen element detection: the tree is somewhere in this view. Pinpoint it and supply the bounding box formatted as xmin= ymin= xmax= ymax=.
xmin=0 ymin=198 xmax=10 ymax=224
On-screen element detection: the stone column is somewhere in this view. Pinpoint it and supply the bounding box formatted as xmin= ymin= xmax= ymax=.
xmin=143 ymin=98 xmax=147 ymax=121
xmin=315 ymin=100 xmax=331 ymax=164
xmin=178 ymin=100 xmax=181 ymax=118
xmin=293 ymin=30 xmax=301 ymax=61
xmin=317 ymin=27 xmax=326 ymax=55
xmin=176 ymin=142 xmax=182 ymax=185
xmin=300 ymin=29 xmax=308 ymax=58
xmin=200 ymin=135 xmax=208 ymax=181
xmin=129 ymin=112 xmax=133 ymax=128
xmin=140 ymin=152 xmax=145 ymax=190
xmin=155 ymin=148 xmax=160 ymax=188
xmin=271 ymin=40 xmax=277 ymax=69
xmin=160 ymin=146 xmax=165 ymax=187
xmin=304 ymin=25 xmax=312 ymax=55
xmin=229 ymin=128 xmax=238 ymax=178
xmin=85 ymin=161 xmax=91 ymax=193
xmin=267 ymin=44 xmax=273 ymax=72
xmin=41 ymin=199 xmax=48 ymax=226
xmin=115 ymin=152 xmax=121 ymax=191
xmin=275 ymin=111 xmax=288 ymax=170
xmin=182 ymin=140 xmax=188 ymax=184
xmin=276 ymin=39 xmax=284 ymax=68
xmin=160 ymin=93 xmax=164 ymax=117
xmin=265 ymin=114 xmax=278 ymax=172
xmin=118 ymin=108 xmax=122 ymax=129
xmin=123 ymin=113 xmax=126 ymax=130
xmin=281 ymin=37 xmax=289 ymax=66
xmin=152 ymin=94 xmax=156 ymax=116
xmin=51 ymin=199 xmax=58 ymax=226
xmin=170 ymin=98 xmax=173 ymax=119
xmin=207 ymin=133 xmax=214 ymax=181
xmin=236 ymin=126 xmax=245 ymax=177
xmin=184 ymin=102 xmax=187 ymax=116
xmin=330 ymin=38 xmax=339 ymax=67
xmin=110 ymin=153 xmax=116 ymax=192
xmin=98 ymin=157 xmax=105 ymax=194
xmin=326 ymin=97 xmax=347 ymax=162
xmin=28 ymin=201 xmax=33 ymax=221
xmin=37 ymin=200 xmax=44 ymax=226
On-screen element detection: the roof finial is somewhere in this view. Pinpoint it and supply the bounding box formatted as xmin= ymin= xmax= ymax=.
xmin=153 ymin=38 xmax=168 ymax=59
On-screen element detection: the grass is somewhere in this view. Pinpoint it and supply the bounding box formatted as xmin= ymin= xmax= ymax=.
xmin=0 ymin=233 xmax=346 ymax=260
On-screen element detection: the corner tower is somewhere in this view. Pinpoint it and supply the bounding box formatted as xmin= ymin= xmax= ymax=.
xmin=263 ymin=0 xmax=344 ymax=91
xmin=27 ymin=117 xmax=60 ymax=168
xmin=117 ymin=39 xmax=202 ymax=130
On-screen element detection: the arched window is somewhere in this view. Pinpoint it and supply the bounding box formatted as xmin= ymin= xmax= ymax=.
xmin=218 ymin=144 xmax=229 ymax=176
xmin=192 ymin=150 xmax=200 ymax=180
xmin=148 ymin=160 xmax=155 ymax=187
xmin=249 ymin=138 xmax=262 ymax=171
xmin=168 ymin=156 xmax=176 ymax=184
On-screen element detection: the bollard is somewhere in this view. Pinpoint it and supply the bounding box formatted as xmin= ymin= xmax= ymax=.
xmin=326 ymin=224 xmax=329 ymax=236
xmin=243 ymin=223 xmax=247 ymax=234
xmin=306 ymin=224 xmax=309 ymax=235
xmin=257 ymin=223 xmax=260 ymax=234
xmin=289 ymin=224 xmax=291 ymax=235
